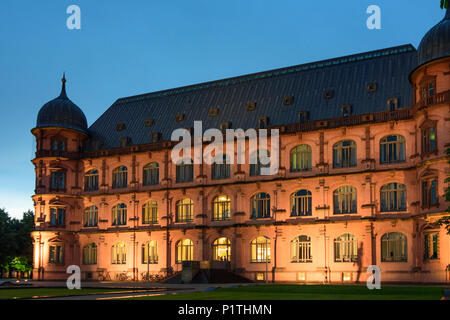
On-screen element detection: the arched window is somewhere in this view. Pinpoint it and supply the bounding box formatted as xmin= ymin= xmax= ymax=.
xmin=142 ymin=240 xmax=158 ymax=264
xmin=333 ymin=186 xmax=357 ymax=214
xmin=176 ymin=159 xmax=193 ymax=183
xmin=50 ymin=207 xmax=65 ymax=226
xmin=112 ymin=166 xmax=127 ymax=189
xmin=84 ymin=169 xmax=99 ymax=191
xmin=176 ymin=239 xmax=193 ymax=263
xmin=250 ymin=150 xmax=270 ymax=176
xmin=112 ymin=203 xmax=127 ymax=226
xmin=176 ymin=198 xmax=193 ymax=222
xmin=333 ymin=140 xmax=356 ymax=168
xmin=49 ymin=242 xmax=64 ymax=264
xmin=212 ymin=237 xmax=231 ymax=261
xmin=50 ymin=169 xmax=66 ymax=191
xmin=290 ymin=145 xmax=312 ymax=172
xmin=250 ymin=192 xmax=271 ymax=219
xmin=212 ymin=155 xmax=230 ymax=180
xmin=380 ymin=135 xmax=406 ymax=164
xmin=291 ymin=235 xmax=312 ymax=263
xmin=290 ymin=190 xmax=312 ymax=216
xmin=334 ymin=234 xmax=358 ymax=262
xmin=250 ymin=236 xmax=270 ymax=263
xmin=84 ymin=205 xmax=98 ymax=227
xmin=83 ymin=243 xmax=97 ymax=265
xmin=112 ymin=242 xmax=126 ymax=264
xmin=381 ymin=232 xmax=407 ymax=262
xmin=212 ymin=195 xmax=231 ymax=221
xmin=380 ymin=183 xmax=406 ymax=212
xmin=142 ymin=200 xmax=158 ymax=224
xmin=143 ymin=162 xmax=159 ymax=186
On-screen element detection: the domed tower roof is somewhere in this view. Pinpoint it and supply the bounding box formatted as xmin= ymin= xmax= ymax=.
xmin=417 ymin=7 xmax=450 ymax=68
xmin=35 ymin=75 xmax=88 ymax=134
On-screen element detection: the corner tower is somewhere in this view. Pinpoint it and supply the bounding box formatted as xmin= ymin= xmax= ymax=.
xmin=31 ymin=75 xmax=89 ymax=280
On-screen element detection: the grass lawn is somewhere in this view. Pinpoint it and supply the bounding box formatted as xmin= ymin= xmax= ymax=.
xmin=127 ymin=284 xmax=446 ymax=300
xmin=0 ymin=287 xmax=145 ymax=299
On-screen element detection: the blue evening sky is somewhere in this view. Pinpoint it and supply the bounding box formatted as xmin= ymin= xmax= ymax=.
xmin=0 ymin=0 xmax=445 ymax=218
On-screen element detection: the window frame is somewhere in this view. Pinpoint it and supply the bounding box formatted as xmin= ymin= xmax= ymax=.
xmin=333 ymin=186 xmax=357 ymax=215
xmin=142 ymin=200 xmax=158 ymax=224
xmin=290 ymin=235 xmax=312 ymax=263
xmin=84 ymin=169 xmax=99 ymax=191
xmin=290 ymin=145 xmax=312 ymax=172
xmin=175 ymin=198 xmax=194 ymax=223
xmin=381 ymin=232 xmax=408 ymax=262
xmin=212 ymin=195 xmax=231 ymax=221
xmin=250 ymin=192 xmax=271 ymax=219
xmin=112 ymin=166 xmax=128 ymax=189
xmin=380 ymin=183 xmax=407 ymax=212
xmin=112 ymin=203 xmax=127 ymax=226
xmin=380 ymin=135 xmax=406 ymax=164
xmin=290 ymin=190 xmax=312 ymax=216
xmin=250 ymin=236 xmax=271 ymax=263
xmin=143 ymin=162 xmax=159 ymax=186
xmin=333 ymin=140 xmax=357 ymax=168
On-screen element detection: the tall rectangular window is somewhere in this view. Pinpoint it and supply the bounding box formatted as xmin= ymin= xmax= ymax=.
xmin=49 ymin=244 xmax=64 ymax=264
xmin=422 ymin=178 xmax=438 ymax=208
xmin=50 ymin=207 xmax=65 ymax=226
xmin=424 ymin=233 xmax=439 ymax=261
xmin=50 ymin=171 xmax=65 ymax=191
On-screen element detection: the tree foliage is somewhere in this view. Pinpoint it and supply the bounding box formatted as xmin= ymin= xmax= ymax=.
xmin=441 ymin=0 xmax=449 ymax=9
xmin=0 ymin=208 xmax=35 ymax=275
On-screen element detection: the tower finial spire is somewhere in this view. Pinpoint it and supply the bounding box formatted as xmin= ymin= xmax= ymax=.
xmin=59 ymin=72 xmax=68 ymax=99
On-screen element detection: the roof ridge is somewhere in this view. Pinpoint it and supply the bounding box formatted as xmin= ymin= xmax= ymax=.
xmin=115 ymin=44 xmax=416 ymax=105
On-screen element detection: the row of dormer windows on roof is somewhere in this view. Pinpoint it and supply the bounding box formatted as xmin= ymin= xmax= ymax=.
xmin=114 ymin=94 xmax=405 ymax=135
xmin=47 ymin=231 xmax=441 ymax=266
xmin=75 ymin=132 xmax=437 ymax=192
xmin=46 ymin=178 xmax=439 ymax=230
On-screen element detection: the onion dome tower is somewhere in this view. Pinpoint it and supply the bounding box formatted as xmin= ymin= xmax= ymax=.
xmin=35 ymin=74 xmax=88 ymax=134
xmin=31 ymin=75 xmax=88 ymax=280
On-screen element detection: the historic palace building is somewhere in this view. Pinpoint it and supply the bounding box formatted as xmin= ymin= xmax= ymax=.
xmin=31 ymin=9 xmax=450 ymax=283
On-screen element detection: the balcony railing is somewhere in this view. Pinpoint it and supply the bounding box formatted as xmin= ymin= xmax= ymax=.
xmin=35 ymin=150 xmax=80 ymax=159
xmin=412 ymin=90 xmax=450 ymax=112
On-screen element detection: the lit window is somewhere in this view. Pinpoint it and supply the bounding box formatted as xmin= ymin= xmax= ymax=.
xmin=176 ymin=239 xmax=193 ymax=263
xmin=291 ymin=235 xmax=312 ymax=263
xmin=84 ymin=205 xmax=98 ymax=227
xmin=83 ymin=243 xmax=97 ymax=265
xmin=212 ymin=237 xmax=231 ymax=261
xmin=111 ymin=242 xmax=126 ymax=264
xmin=290 ymin=190 xmax=312 ymax=216
xmin=380 ymin=183 xmax=406 ymax=212
xmin=112 ymin=203 xmax=127 ymax=226
xmin=250 ymin=236 xmax=271 ymax=263
xmin=290 ymin=145 xmax=312 ymax=172
xmin=250 ymin=193 xmax=271 ymax=219
xmin=381 ymin=232 xmax=407 ymax=262
xmin=142 ymin=240 xmax=158 ymax=264
xmin=334 ymin=234 xmax=357 ymax=262
xmin=142 ymin=200 xmax=158 ymax=224
xmin=176 ymin=198 xmax=193 ymax=222
xmin=212 ymin=195 xmax=231 ymax=221
xmin=112 ymin=166 xmax=127 ymax=189
xmin=422 ymin=126 xmax=437 ymax=154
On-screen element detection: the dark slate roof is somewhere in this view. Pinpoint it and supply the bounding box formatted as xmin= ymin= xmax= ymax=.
xmin=36 ymin=78 xmax=88 ymax=134
xmin=417 ymin=7 xmax=450 ymax=68
xmin=87 ymin=44 xmax=416 ymax=150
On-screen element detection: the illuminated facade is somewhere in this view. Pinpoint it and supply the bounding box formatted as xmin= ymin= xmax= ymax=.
xmin=31 ymin=10 xmax=450 ymax=283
